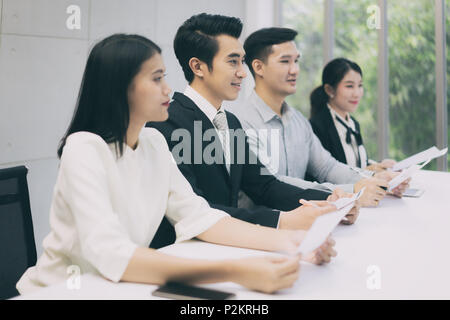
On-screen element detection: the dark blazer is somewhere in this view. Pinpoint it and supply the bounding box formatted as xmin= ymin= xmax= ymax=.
xmin=147 ymin=92 xmax=330 ymax=248
xmin=310 ymin=107 xmax=367 ymax=167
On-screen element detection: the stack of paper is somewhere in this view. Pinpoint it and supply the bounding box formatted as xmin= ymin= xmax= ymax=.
xmin=297 ymin=188 xmax=364 ymax=255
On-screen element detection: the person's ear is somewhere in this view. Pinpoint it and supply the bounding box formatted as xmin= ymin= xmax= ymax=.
xmin=189 ymin=57 xmax=206 ymax=78
xmin=324 ymin=84 xmax=336 ymax=99
xmin=252 ymin=59 xmax=265 ymax=78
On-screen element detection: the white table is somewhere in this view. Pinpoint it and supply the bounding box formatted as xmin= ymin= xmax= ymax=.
xmin=14 ymin=170 xmax=450 ymax=300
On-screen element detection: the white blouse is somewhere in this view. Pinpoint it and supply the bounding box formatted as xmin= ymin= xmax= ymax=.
xmin=17 ymin=128 xmax=228 ymax=294
xmin=328 ymin=105 xmax=368 ymax=169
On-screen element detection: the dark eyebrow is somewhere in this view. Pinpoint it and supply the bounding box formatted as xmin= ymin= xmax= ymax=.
xmin=152 ymin=69 xmax=165 ymax=75
xmin=227 ymin=53 xmax=244 ymax=59
xmin=280 ymin=53 xmax=301 ymax=59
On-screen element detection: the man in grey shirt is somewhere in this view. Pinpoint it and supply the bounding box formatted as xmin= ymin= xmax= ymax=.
xmin=233 ymin=27 xmax=408 ymax=207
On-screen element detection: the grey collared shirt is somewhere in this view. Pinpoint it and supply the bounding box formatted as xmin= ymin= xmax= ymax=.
xmin=233 ymin=90 xmax=363 ymax=193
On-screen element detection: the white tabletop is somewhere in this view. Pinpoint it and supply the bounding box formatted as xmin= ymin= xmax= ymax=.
xmin=14 ymin=170 xmax=450 ymax=300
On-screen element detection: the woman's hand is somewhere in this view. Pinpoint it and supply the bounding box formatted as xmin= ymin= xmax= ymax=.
xmin=366 ymin=159 xmax=396 ymax=172
xmin=301 ymin=236 xmax=337 ymax=265
xmin=230 ymin=255 xmax=301 ymax=293
xmin=279 ymin=229 xmax=338 ymax=265
xmin=380 ymin=158 xmax=396 ymax=169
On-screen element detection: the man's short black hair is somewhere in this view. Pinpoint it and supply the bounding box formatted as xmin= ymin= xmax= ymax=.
xmin=244 ymin=27 xmax=298 ymax=77
xmin=174 ymin=13 xmax=243 ymax=83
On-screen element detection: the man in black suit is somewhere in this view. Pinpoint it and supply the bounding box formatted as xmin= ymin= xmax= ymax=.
xmin=148 ymin=13 xmax=344 ymax=248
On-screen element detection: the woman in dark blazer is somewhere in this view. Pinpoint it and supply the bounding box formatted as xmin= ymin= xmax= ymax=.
xmin=309 ymin=58 xmax=395 ymax=172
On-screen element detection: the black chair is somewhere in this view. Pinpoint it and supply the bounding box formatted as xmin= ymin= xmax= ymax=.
xmin=0 ymin=166 xmax=37 ymax=299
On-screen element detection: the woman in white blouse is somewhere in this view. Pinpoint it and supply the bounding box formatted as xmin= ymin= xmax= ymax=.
xmin=17 ymin=34 xmax=338 ymax=295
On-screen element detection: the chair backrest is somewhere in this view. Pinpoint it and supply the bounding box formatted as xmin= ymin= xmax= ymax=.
xmin=0 ymin=165 xmax=37 ymax=299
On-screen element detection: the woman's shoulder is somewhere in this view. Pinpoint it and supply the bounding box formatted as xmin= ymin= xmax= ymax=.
xmin=310 ymin=107 xmax=333 ymax=128
xmin=62 ymin=131 xmax=113 ymax=162
xmin=139 ymin=127 xmax=170 ymax=151
xmin=66 ymin=131 xmax=106 ymax=144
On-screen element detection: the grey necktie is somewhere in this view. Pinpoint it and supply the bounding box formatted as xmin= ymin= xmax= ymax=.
xmin=213 ymin=111 xmax=230 ymax=173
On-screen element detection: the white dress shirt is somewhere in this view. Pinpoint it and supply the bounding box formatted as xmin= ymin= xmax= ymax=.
xmin=328 ymin=104 xmax=368 ymax=169
xmin=184 ymin=85 xmax=231 ymax=173
xmin=16 ymin=128 xmax=228 ymax=294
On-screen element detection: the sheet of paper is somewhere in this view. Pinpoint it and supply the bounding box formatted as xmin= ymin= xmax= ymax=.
xmin=297 ymin=189 xmax=364 ymax=255
xmin=388 ymin=159 xmax=431 ymax=192
xmin=392 ymin=146 xmax=448 ymax=171
xmin=297 ymin=207 xmax=351 ymax=255
xmin=330 ymin=187 xmax=365 ymax=210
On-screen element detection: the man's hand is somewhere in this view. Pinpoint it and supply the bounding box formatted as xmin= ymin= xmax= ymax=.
xmin=373 ymin=170 xmax=397 ymax=182
xmin=326 ymin=187 xmax=353 ymax=202
xmin=325 ymin=188 xmax=360 ymax=225
xmin=340 ymin=200 xmax=360 ymax=225
xmin=354 ymin=177 xmax=388 ymax=207
xmin=366 ymin=163 xmax=386 ymax=172
xmin=279 ymin=202 xmax=337 ymax=230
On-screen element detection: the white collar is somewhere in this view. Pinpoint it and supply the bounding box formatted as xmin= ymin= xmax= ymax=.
xmin=184 ymin=85 xmax=225 ymax=124
xmin=327 ymin=103 xmax=354 ymax=127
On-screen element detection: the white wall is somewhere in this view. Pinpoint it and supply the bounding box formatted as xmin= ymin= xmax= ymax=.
xmin=0 ymin=0 xmax=275 ymax=256
xmin=231 ymin=0 xmax=278 ymax=113
xmin=0 ymin=0 xmax=90 ymax=257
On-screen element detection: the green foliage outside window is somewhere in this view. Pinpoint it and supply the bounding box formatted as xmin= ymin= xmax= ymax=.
xmin=282 ymin=0 xmax=449 ymax=170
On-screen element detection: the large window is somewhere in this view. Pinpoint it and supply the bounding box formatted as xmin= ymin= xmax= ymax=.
xmin=334 ymin=0 xmax=379 ymax=161
xmin=282 ymin=0 xmax=324 ymax=117
xmin=281 ymin=0 xmax=448 ymax=171
xmin=388 ymin=0 xmax=437 ymax=169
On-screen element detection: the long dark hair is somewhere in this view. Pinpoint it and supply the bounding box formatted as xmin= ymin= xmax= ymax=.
xmin=57 ymin=34 xmax=161 ymax=158
xmin=310 ymin=58 xmax=362 ymax=118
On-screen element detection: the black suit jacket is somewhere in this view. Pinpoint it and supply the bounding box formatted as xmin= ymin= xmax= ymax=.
xmin=147 ymin=92 xmax=330 ymax=248
xmin=310 ymin=107 xmax=366 ymax=166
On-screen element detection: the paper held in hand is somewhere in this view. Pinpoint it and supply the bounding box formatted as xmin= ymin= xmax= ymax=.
xmin=388 ymin=158 xmax=431 ymax=192
xmin=297 ymin=188 xmax=365 ymax=255
xmin=392 ymin=146 xmax=448 ymax=172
